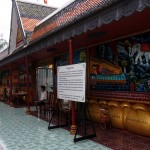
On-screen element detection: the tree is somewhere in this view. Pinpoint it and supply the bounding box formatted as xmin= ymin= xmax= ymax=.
xmin=0 ymin=38 xmax=8 ymax=51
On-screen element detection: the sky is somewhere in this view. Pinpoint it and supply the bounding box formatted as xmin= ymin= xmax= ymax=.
xmin=0 ymin=0 xmax=72 ymax=42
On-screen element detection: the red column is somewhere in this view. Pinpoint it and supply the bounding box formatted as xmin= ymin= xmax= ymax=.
xmin=26 ymin=56 xmax=30 ymax=114
xmin=69 ymin=39 xmax=77 ymax=135
xmin=9 ymin=64 xmax=13 ymax=106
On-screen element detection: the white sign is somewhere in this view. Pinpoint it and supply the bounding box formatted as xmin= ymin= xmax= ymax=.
xmin=57 ymin=63 xmax=86 ymax=103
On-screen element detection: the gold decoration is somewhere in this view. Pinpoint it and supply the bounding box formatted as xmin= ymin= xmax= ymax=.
xmin=99 ymin=100 xmax=107 ymax=105
xmin=109 ymin=105 xmax=124 ymax=129
xmin=123 ymin=107 xmax=130 ymax=127
xmin=108 ymin=101 xmax=120 ymax=107
xmin=125 ymin=108 xmax=150 ymax=137
xmin=70 ymin=125 xmax=77 ymax=135
xmin=88 ymin=102 xmax=100 ymax=123
xmin=88 ymin=100 xmax=150 ymax=137
xmin=132 ymin=103 xmax=148 ymax=110
xmin=120 ymin=102 xmax=130 ymax=108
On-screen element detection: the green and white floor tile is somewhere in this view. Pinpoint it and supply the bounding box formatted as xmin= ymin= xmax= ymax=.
xmin=0 ymin=102 xmax=111 ymax=150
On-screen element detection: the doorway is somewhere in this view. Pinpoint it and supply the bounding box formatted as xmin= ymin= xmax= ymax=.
xmin=36 ymin=65 xmax=53 ymax=99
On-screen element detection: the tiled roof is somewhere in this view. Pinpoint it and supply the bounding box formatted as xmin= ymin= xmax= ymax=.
xmin=30 ymin=0 xmax=119 ymax=42
xmin=1 ymin=0 xmax=149 ymax=66
xmin=16 ymin=0 xmax=57 ymax=40
xmin=16 ymin=0 xmax=56 ymax=20
xmin=21 ymin=17 xmax=40 ymax=32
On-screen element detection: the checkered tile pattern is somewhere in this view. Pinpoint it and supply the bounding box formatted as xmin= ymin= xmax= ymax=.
xmin=0 ymin=102 xmax=111 ymax=150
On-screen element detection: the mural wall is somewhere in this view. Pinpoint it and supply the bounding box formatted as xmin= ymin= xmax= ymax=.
xmin=54 ymin=48 xmax=86 ymax=89
xmin=89 ymin=32 xmax=150 ymax=92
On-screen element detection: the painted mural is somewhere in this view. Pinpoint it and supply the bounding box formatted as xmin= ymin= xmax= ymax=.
xmin=54 ymin=48 xmax=86 ymax=88
xmin=89 ymin=32 xmax=150 ymax=92
xmin=118 ymin=32 xmax=150 ymax=92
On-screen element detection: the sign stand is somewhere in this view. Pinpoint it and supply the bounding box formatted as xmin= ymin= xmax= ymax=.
xmin=74 ymin=102 xmax=96 ymax=143
xmin=48 ymin=99 xmax=68 ymax=130
xmin=49 ymin=63 xmax=95 ymax=142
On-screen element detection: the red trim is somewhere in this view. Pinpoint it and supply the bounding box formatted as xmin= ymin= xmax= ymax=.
xmin=26 ymin=56 xmax=30 ymax=111
xmin=9 ymin=64 xmax=13 ymax=104
xmin=141 ymin=43 xmax=150 ymax=52
xmin=69 ymin=39 xmax=76 ymax=126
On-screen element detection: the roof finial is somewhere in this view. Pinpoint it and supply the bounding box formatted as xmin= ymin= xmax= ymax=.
xmin=44 ymin=0 xmax=47 ymax=4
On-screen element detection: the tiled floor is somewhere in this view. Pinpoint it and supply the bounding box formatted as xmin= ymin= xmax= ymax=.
xmin=0 ymin=102 xmax=111 ymax=150
xmin=31 ymin=106 xmax=150 ymax=150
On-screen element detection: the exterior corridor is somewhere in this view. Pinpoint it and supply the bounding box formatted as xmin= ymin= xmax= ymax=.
xmin=0 ymin=102 xmax=110 ymax=150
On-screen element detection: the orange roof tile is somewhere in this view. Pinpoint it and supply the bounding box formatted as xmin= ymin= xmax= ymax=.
xmin=21 ymin=17 xmax=40 ymax=32
xmin=17 ymin=0 xmax=56 ymax=41
xmin=30 ymin=0 xmax=106 ymax=41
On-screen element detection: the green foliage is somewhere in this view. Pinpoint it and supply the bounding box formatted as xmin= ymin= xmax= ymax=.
xmin=0 ymin=38 xmax=8 ymax=51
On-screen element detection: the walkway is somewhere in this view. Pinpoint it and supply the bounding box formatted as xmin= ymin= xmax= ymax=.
xmin=0 ymin=102 xmax=111 ymax=150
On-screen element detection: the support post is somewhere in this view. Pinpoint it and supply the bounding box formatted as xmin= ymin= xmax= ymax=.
xmin=74 ymin=103 xmax=96 ymax=143
xmin=69 ymin=39 xmax=77 ymax=135
xmin=9 ymin=64 xmax=13 ymax=107
xmin=26 ymin=56 xmax=31 ymax=114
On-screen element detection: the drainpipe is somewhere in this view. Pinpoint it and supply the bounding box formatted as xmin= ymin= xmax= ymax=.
xmin=69 ymin=39 xmax=77 ymax=135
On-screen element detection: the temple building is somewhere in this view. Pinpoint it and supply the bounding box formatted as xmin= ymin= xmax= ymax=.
xmin=0 ymin=0 xmax=150 ymax=149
